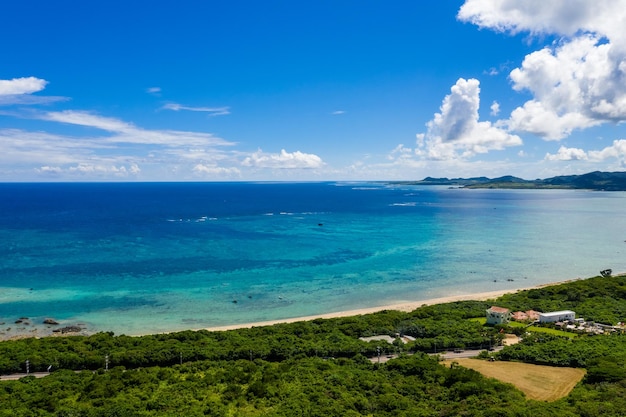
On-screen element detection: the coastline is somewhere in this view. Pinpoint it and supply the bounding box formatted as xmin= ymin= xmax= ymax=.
xmin=202 ymin=279 xmax=578 ymax=332
xmin=0 ymin=278 xmax=585 ymax=341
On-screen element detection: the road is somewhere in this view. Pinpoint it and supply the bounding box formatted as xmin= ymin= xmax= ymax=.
xmin=370 ymin=346 xmax=504 ymax=364
xmin=1 ymin=347 xmax=506 ymax=379
xmin=0 ymin=372 xmax=51 ymax=381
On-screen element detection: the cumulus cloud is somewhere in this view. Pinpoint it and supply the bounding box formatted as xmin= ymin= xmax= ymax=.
xmin=162 ymin=102 xmax=230 ymax=116
xmin=0 ymin=76 xmax=66 ymax=106
xmin=0 ymin=77 xmax=47 ymax=95
xmin=415 ymin=78 xmax=522 ymax=160
xmin=507 ymin=35 xmax=615 ymax=138
xmin=458 ymin=1 xmax=626 ymax=140
xmin=490 ymin=101 xmax=500 ymax=116
xmin=545 ymin=140 xmax=626 ymax=163
xmin=241 ymin=149 xmax=324 ymax=169
xmin=588 ymin=139 xmax=626 ymax=161
xmin=544 ymin=146 xmax=588 ymax=161
xmin=193 ymin=164 xmax=241 ymax=176
xmin=458 ymin=0 xmax=626 ymax=40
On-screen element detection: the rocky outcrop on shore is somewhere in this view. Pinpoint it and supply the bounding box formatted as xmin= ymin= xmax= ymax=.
xmin=0 ymin=317 xmax=89 ymax=341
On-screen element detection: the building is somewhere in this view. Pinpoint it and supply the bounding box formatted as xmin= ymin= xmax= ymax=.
xmin=486 ymin=306 xmax=511 ymax=325
xmin=511 ymin=310 xmax=540 ymax=322
xmin=539 ymin=310 xmax=576 ymax=323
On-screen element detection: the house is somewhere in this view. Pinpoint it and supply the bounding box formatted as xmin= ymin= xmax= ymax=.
xmin=511 ymin=310 xmax=540 ymax=322
xmin=511 ymin=311 xmax=528 ymax=321
xmin=539 ymin=310 xmax=576 ymax=323
xmin=486 ymin=306 xmax=511 ymax=325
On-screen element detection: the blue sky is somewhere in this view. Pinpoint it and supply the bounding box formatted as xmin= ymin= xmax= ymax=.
xmin=1 ymin=1 xmax=626 ymax=181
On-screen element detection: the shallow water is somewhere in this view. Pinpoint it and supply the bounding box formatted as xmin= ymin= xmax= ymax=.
xmin=1 ymin=182 xmax=625 ymax=336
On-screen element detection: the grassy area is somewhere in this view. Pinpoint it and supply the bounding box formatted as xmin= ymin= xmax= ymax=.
xmin=442 ymin=358 xmax=586 ymax=401
xmin=468 ymin=318 xmax=578 ymax=339
xmin=468 ymin=317 xmax=487 ymax=324
xmin=526 ymin=326 xmax=578 ymax=339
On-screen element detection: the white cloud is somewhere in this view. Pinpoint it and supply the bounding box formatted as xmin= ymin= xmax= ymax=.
xmin=35 ymin=163 xmax=141 ymax=177
xmin=388 ymin=144 xmax=413 ymax=160
xmin=0 ymin=77 xmax=47 ymax=95
xmin=507 ymin=35 xmax=615 ymax=138
xmin=40 ymin=110 xmax=233 ymax=147
xmin=415 ymin=78 xmax=522 ymax=160
xmin=490 ymin=101 xmax=500 ymax=116
xmin=588 ymin=139 xmax=626 ymax=162
xmin=458 ymin=0 xmax=626 ymax=41
xmin=146 ymin=87 xmax=161 ymax=94
xmin=0 ymin=94 xmax=68 ymax=106
xmin=44 ymin=110 xmax=132 ymax=131
xmin=241 ymin=149 xmax=324 ymax=169
xmin=0 ymin=76 xmax=67 ymax=106
xmin=36 ymin=166 xmax=63 ymax=174
xmin=545 ymin=140 xmax=626 ymax=163
xmin=459 ymin=1 xmax=626 ymax=140
xmin=332 ymin=110 xmax=346 ymax=115
xmin=0 ymin=109 xmax=238 ymax=179
xmin=193 ymin=164 xmax=241 ymax=176
xmin=0 ymin=128 xmax=109 ymax=165
xmin=162 ymin=103 xmax=230 ymax=116
xmin=545 ymin=146 xmax=588 ymax=161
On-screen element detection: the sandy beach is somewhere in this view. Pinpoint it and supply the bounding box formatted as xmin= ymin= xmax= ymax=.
xmin=0 ymin=278 xmax=584 ymax=341
xmin=203 ymin=280 xmax=579 ymax=332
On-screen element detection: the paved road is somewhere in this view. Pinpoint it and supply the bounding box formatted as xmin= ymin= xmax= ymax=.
xmin=436 ymin=346 xmax=503 ymax=360
xmin=370 ymin=346 xmax=504 ymax=363
xmin=0 ymin=372 xmax=51 ymax=381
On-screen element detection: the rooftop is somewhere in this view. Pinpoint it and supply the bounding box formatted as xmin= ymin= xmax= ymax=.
xmin=488 ymin=306 xmax=510 ymax=314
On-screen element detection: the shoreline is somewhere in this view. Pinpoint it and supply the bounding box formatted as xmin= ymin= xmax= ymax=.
xmin=202 ymin=279 xmax=579 ymax=332
xmin=0 ymin=277 xmax=592 ymax=341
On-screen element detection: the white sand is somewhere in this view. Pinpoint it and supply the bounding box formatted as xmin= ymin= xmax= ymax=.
xmin=0 ymin=278 xmax=589 ymax=340
xmin=204 ymin=280 xmax=577 ymax=332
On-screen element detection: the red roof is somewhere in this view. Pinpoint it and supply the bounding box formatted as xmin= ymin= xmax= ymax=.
xmin=488 ymin=306 xmax=510 ymax=314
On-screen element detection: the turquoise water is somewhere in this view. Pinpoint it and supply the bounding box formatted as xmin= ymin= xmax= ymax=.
xmin=1 ymin=182 xmax=625 ymax=336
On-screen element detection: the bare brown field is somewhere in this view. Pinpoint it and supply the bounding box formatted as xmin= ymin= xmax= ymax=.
xmin=442 ymin=358 xmax=586 ymax=401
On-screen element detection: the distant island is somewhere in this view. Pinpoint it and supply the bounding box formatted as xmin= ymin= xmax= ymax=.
xmin=395 ymin=170 xmax=626 ymax=191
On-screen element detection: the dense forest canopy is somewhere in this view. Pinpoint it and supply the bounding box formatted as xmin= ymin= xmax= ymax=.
xmin=2 ymin=274 xmax=626 ymax=416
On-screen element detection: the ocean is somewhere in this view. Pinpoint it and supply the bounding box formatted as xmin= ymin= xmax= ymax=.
xmin=1 ymin=182 xmax=625 ymax=336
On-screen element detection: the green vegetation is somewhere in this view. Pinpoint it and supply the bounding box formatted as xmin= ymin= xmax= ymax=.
xmin=400 ymin=170 xmax=626 ymax=191
xmin=525 ymin=326 xmax=578 ymax=339
xmin=497 ymin=276 xmax=626 ymax=325
xmin=1 ymin=274 xmax=626 ymax=415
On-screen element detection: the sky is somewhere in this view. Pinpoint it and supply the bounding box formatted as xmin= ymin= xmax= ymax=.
xmin=1 ymin=0 xmax=626 ymax=182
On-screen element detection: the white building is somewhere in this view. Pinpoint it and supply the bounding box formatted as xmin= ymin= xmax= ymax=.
xmin=539 ymin=310 xmax=575 ymax=323
xmin=486 ymin=306 xmax=511 ymax=325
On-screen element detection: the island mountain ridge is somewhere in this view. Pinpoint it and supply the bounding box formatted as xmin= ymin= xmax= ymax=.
xmin=399 ymin=171 xmax=626 ymax=191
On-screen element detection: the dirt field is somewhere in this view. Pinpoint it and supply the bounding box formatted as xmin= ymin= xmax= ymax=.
xmin=442 ymin=358 xmax=586 ymax=401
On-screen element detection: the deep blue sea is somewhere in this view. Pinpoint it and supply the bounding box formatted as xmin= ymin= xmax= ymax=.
xmin=1 ymin=182 xmax=625 ymax=336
